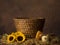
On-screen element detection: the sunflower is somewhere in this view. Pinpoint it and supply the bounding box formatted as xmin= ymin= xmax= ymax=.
xmin=11 ymin=32 xmax=15 ymax=35
xmin=15 ymin=31 xmax=24 ymax=35
xmin=7 ymin=34 xmax=15 ymax=43
xmin=15 ymin=31 xmax=26 ymax=43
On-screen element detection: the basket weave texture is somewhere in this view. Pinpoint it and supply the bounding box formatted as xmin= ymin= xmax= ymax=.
xmin=14 ymin=18 xmax=45 ymax=38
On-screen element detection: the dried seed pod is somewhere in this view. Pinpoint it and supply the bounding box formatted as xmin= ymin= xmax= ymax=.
xmin=41 ymin=35 xmax=49 ymax=42
xmin=35 ymin=31 xmax=42 ymax=40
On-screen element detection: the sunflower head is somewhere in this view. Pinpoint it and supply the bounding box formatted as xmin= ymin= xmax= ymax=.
xmin=15 ymin=31 xmax=26 ymax=43
xmin=15 ymin=31 xmax=24 ymax=35
xmin=11 ymin=32 xmax=15 ymax=35
xmin=7 ymin=34 xmax=15 ymax=43
xmin=6 ymin=32 xmax=26 ymax=43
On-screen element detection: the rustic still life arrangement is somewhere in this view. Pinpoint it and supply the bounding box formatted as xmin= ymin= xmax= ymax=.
xmin=0 ymin=18 xmax=60 ymax=45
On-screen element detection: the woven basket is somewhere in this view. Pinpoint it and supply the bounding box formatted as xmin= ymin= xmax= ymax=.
xmin=13 ymin=18 xmax=45 ymax=38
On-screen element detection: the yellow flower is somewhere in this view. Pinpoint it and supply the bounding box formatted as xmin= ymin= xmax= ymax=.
xmin=15 ymin=31 xmax=23 ymax=35
xmin=7 ymin=34 xmax=15 ymax=43
xmin=11 ymin=32 xmax=15 ymax=35
xmin=15 ymin=31 xmax=26 ymax=43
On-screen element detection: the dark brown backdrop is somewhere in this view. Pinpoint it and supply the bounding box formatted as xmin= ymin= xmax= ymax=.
xmin=0 ymin=0 xmax=60 ymax=36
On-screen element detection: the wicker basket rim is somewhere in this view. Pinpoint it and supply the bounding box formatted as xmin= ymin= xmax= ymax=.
xmin=13 ymin=17 xmax=45 ymax=20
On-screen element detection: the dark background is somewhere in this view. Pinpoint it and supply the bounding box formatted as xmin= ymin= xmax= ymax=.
xmin=0 ymin=0 xmax=60 ymax=36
